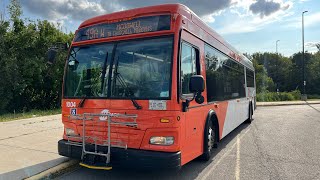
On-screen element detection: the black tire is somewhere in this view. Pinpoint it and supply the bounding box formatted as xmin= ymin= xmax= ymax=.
xmin=200 ymin=119 xmax=217 ymax=161
xmin=245 ymin=102 xmax=253 ymax=123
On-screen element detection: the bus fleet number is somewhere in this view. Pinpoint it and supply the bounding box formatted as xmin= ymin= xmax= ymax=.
xmin=66 ymin=102 xmax=76 ymax=108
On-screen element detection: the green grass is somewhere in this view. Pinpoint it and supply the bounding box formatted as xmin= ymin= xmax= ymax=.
xmin=0 ymin=109 xmax=61 ymax=122
xmin=257 ymin=90 xmax=320 ymax=102
xmin=257 ymin=90 xmax=301 ymax=102
xmin=307 ymin=99 xmax=320 ymax=101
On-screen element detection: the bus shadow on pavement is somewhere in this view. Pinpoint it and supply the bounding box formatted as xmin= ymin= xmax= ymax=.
xmin=61 ymin=123 xmax=251 ymax=180
xmin=176 ymin=122 xmax=251 ymax=180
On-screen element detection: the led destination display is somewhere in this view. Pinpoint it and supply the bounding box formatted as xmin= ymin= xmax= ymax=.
xmin=74 ymin=15 xmax=171 ymax=42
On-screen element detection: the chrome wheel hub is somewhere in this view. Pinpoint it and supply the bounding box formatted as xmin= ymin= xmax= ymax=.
xmin=208 ymin=127 xmax=214 ymax=152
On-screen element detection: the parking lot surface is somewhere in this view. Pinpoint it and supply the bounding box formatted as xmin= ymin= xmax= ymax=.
xmin=57 ymin=104 xmax=320 ymax=180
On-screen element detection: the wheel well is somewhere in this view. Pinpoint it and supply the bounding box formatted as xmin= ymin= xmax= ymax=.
xmin=207 ymin=110 xmax=220 ymax=142
xmin=249 ymin=101 xmax=253 ymax=115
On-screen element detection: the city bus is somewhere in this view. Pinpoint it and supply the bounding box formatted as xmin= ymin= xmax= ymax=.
xmin=56 ymin=4 xmax=256 ymax=170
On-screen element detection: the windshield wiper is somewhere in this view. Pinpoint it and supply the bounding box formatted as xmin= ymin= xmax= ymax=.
xmin=100 ymin=52 xmax=109 ymax=95
xmin=78 ymin=95 xmax=87 ymax=108
xmin=114 ymin=72 xmax=142 ymax=110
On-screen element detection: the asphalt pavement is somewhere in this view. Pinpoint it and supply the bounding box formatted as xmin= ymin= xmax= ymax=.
xmin=57 ymin=104 xmax=320 ymax=180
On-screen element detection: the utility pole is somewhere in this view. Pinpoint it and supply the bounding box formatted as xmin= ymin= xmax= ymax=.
xmin=302 ymin=10 xmax=308 ymax=100
xmin=276 ymin=40 xmax=280 ymax=94
xmin=276 ymin=40 xmax=280 ymax=54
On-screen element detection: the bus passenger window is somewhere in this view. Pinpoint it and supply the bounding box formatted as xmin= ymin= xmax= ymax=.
xmin=181 ymin=42 xmax=197 ymax=95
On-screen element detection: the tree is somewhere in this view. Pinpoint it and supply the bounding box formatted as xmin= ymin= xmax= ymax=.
xmin=251 ymin=52 xmax=291 ymax=92
xmin=306 ymin=52 xmax=320 ymax=95
xmin=0 ymin=0 xmax=73 ymax=114
xmin=316 ymin=44 xmax=320 ymax=52
xmin=289 ymin=52 xmax=312 ymax=93
xmin=252 ymin=56 xmax=275 ymax=93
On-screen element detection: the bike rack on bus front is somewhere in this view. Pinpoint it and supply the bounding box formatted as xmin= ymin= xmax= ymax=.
xmin=67 ymin=112 xmax=138 ymax=169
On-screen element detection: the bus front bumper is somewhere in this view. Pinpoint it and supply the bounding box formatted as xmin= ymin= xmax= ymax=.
xmin=58 ymin=139 xmax=181 ymax=170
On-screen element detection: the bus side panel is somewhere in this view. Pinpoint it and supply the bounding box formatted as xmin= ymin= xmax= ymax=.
xmin=180 ymin=101 xmax=229 ymax=166
xmin=220 ymin=98 xmax=249 ymax=138
xmin=179 ymin=29 xmax=206 ymax=165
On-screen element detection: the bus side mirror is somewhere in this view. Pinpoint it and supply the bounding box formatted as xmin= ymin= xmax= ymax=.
xmin=189 ymin=75 xmax=205 ymax=93
xmin=47 ymin=48 xmax=58 ymax=64
xmin=190 ymin=75 xmax=205 ymax=104
xmin=47 ymin=43 xmax=69 ymax=65
xmin=182 ymin=75 xmax=205 ymax=112
xmin=63 ymin=43 xmax=69 ymax=50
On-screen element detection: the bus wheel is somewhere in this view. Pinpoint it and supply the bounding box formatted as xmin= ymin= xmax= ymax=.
xmin=200 ymin=119 xmax=216 ymax=161
xmin=245 ymin=102 xmax=253 ymax=123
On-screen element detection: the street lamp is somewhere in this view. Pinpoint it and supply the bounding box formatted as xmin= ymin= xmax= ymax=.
xmin=302 ymin=10 xmax=308 ymax=100
xmin=276 ymin=40 xmax=280 ymax=94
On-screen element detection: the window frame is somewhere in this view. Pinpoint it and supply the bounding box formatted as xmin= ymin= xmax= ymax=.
xmin=179 ymin=41 xmax=200 ymax=99
xmin=246 ymin=68 xmax=255 ymax=88
xmin=204 ymin=43 xmax=246 ymax=102
xmin=63 ymin=35 xmax=175 ymax=100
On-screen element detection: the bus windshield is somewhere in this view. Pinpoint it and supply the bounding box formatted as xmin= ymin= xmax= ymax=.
xmin=64 ymin=36 xmax=173 ymax=100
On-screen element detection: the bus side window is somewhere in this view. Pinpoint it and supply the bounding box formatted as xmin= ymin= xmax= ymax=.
xmin=180 ymin=42 xmax=199 ymax=95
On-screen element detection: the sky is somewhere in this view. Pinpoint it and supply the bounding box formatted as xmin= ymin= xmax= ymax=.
xmin=0 ymin=0 xmax=319 ymax=57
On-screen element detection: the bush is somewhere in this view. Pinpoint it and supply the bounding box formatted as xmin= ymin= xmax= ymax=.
xmin=257 ymin=90 xmax=301 ymax=102
xmin=308 ymin=94 xmax=320 ymax=99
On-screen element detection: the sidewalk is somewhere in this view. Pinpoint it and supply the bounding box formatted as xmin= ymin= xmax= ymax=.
xmin=257 ymin=100 xmax=320 ymax=106
xmin=0 ymin=114 xmax=67 ymax=180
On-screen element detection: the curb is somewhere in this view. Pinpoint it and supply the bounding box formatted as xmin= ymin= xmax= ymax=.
xmin=25 ymin=159 xmax=79 ymax=180
xmin=257 ymin=101 xmax=320 ymax=107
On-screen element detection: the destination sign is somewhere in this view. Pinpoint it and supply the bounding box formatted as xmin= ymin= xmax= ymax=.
xmin=74 ymin=15 xmax=171 ymax=42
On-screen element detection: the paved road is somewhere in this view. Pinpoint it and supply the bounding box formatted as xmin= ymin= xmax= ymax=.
xmin=58 ymin=104 xmax=320 ymax=180
xmin=0 ymin=115 xmax=67 ymax=180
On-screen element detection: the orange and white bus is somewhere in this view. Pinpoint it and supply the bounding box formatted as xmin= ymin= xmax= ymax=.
xmin=57 ymin=4 xmax=256 ymax=170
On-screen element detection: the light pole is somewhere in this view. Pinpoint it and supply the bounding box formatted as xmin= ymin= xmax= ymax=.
xmin=276 ymin=40 xmax=280 ymax=94
xmin=302 ymin=10 xmax=308 ymax=100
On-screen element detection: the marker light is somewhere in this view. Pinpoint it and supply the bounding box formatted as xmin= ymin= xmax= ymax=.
xmin=65 ymin=128 xmax=78 ymax=136
xmin=160 ymin=118 xmax=170 ymax=123
xmin=150 ymin=136 xmax=174 ymax=145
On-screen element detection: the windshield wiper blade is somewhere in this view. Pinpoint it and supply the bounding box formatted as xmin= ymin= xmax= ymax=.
xmin=78 ymin=95 xmax=87 ymax=108
xmin=100 ymin=52 xmax=109 ymax=95
xmin=114 ymin=72 xmax=142 ymax=110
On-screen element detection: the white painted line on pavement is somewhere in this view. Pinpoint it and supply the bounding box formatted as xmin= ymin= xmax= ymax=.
xmin=197 ymin=128 xmax=250 ymax=180
xmin=235 ymin=136 xmax=240 ymax=180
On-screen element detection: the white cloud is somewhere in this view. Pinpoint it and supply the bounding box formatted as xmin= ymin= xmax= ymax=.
xmin=216 ymin=1 xmax=294 ymax=35
xmin=21 ymin=0 xmax=294 ymax=27
xmin=21 ymin=0 xmax=234 ymax=23
xmin=19 ymin=0 xmax=295 ymax=35
xmin=21 ymin=0 xmax=106 ymax=26
xmin=249 ymin=0 xmax=292 ymax=18
xmin=305 ymin=41 xmax=320 ymax=48
xmin=284 ymin=12 xmax=320 ymax=28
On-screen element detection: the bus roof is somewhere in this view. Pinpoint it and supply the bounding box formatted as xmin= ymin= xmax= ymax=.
xmin=79 ymin=4 xmax=253 ymax=70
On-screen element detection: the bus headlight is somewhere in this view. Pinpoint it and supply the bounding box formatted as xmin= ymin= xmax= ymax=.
xmin=149 ymin=136 xmax=174 ymax=145
xmin=65 ymin=128 xmax=78 ymax=136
